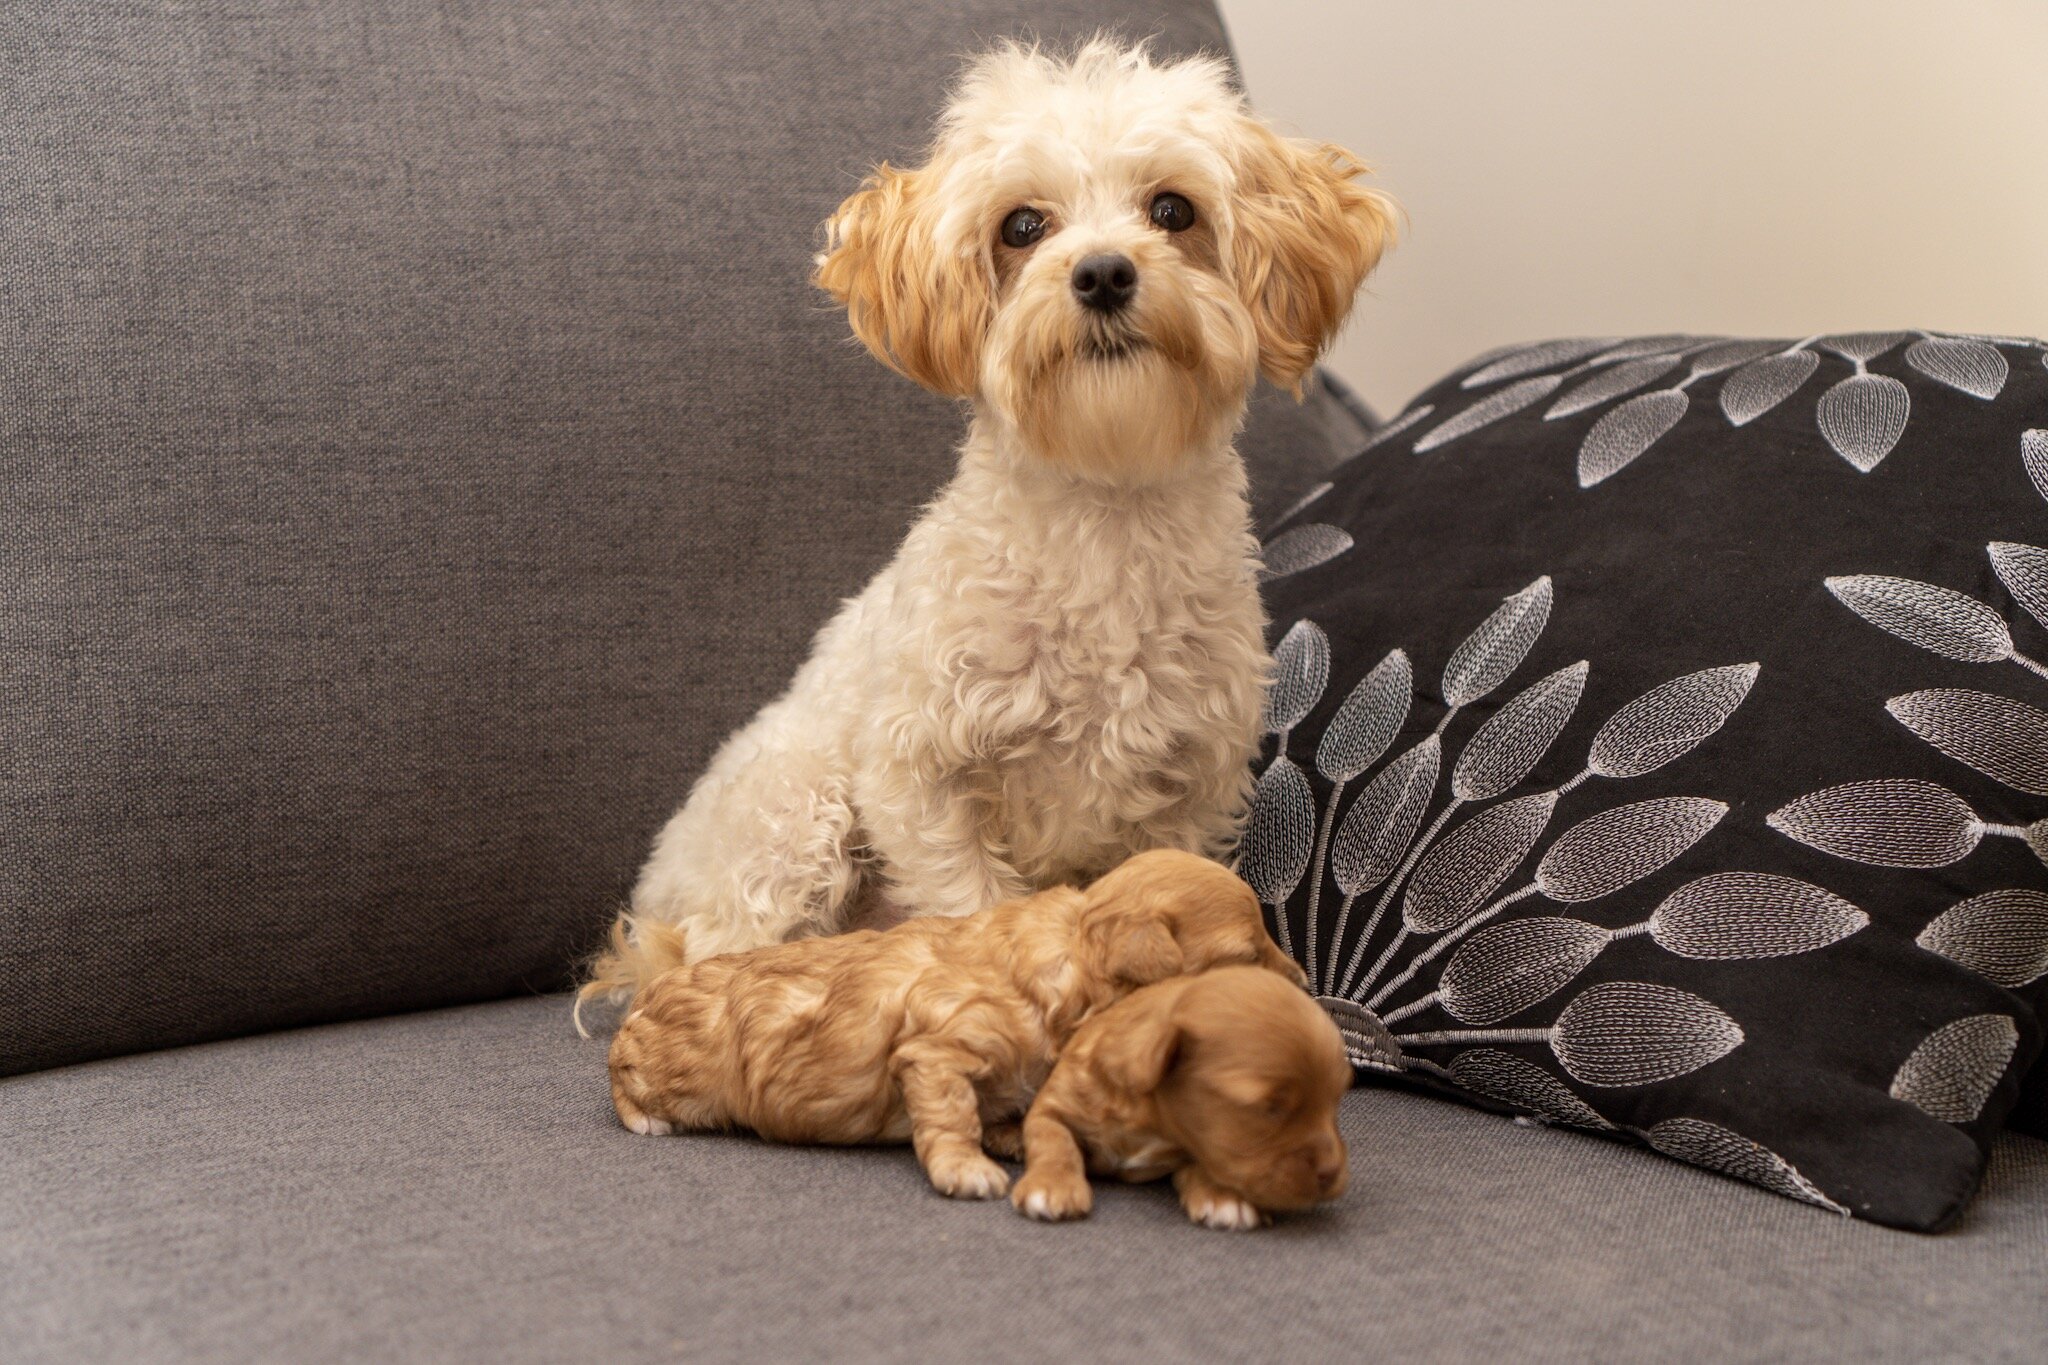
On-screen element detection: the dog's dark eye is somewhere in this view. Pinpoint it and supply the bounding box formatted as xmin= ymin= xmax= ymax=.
xmin=1149 ymin=192 xmax=1195 ymax=233
xmin=1000 ymin=208 xmax=1046 ymax=248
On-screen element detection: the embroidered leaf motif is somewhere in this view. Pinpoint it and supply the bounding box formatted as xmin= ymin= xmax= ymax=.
xmin=1447 ymin=1049 xmax=1611 ymax=1129
xmin=1453 ymin=661 xmax=1588 ymax=801
xmin=1550 ymin=981 xmax=1744 ymax=1087
xmin=1586 ymin=663 xmax=1761 ymax=779
xmin=1767 ymin=779 xmax=1982 ymax=867
xmin=1687 ymin=339 xmax=1782 ymax=375
xmin=1330 ymin=736 xmax=1441 ymax=895
xmin=1545 ymin=355 xmax=1681 ymax=420
xmin=1905 ymin=337 xmax=2008 ymax=399
xmin=1816 ymin=373 xmax=1910 ymax=471
xmin=1440 ymin=916 xmax=1610 ymax=1025
xmin=1720 ymin=350 xmax=1819 ymax=426
xmin=1260 ymin=524 xmax=1354 ymax=582
xmin=1645 ymin=1119 xmax=1846 ymax=1212
xmin=1888 ymin=688 xmax=2048 ymax=795
xmin=1442 ymin=576 xmax=1554 ymax=708
xmin=1403 ymin=791 xmax=1560 ymax=934
xmin=1819 ymin=331 xmax=1911 ymax=363
xmin=1238 ymin=757 xmax=1315 ymax=906
xmin=1889 ymin=1015 xmax=2019 ymax=1123
xmin=1988 ymin=542 xmax=2048 ymax=634
xmin=1360 ymin=403 xmax=1436 ymax=450
xmin=1416 ymin=376 xmax=1564 ymax=452
xmin=1534 ymin=797 xmax=1728 ymax=903
xmin=1578 ymin=389 xmax=1689 ymax=487
xmin=1825 ymin=575 xmax=2013 ymax=663
xmin=1586 ymin=335 xmax=1699 ymax=366
xmin=1917 ymin=890 xmax=2048 ymax=987
xmin=1316 ymin=649 xmax=1412 ymax=782
xmin=1264 ymin=619 xmax=1331 ymax=737
xmin=1648 ymin=873 xmax=1869 ymax=959
xmin=1318 ymin=997 xmax=1405 ymax=1071
xmin=1267 ymin=481 xmax=1333 ymax=529
xmin=2024 ymin=430 xmax=2048 ymax=503
xmin=1459 ymin=337 xmax=1615 ymax=389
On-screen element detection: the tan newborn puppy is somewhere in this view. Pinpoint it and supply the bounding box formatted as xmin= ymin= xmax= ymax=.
xmin=607 ymin=850 xmax=1301 ymax=1200
xmin=1004 ymin=965 xmax=1351 ymax=1229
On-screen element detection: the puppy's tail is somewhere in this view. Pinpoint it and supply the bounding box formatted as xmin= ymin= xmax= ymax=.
xmin=572 ymin=914 xmax=693 ymax=1038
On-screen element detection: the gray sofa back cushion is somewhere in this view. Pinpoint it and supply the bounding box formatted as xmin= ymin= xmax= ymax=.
xmin=0 ymin=2 xmax=1362 ymax=1075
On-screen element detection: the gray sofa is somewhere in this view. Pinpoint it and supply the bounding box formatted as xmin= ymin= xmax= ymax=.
xmin=4 ymin=4 xmax=2042 ymax=1360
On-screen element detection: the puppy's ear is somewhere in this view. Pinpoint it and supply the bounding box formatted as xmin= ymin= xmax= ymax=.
xmin=1096 ymin=997 xmax=1183 ymax=1095
xmin=1082 ymin=898 xmax=1187 ymax=988
xmin=1228 ymin=127 xmax=1396 ymax=396
xmin=813 ymin=163 xmax=992 ymax=397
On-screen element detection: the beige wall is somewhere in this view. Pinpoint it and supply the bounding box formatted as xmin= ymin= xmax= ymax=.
xmin=1220 ymin=1 xmax=2048 ymax=415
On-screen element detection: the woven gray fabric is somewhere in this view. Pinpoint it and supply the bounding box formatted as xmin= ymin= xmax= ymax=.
xmin=2 ymin=995 xmax=2042 ymax=1364
xmin=0 ymin=1 xmax=1361 ymax=1077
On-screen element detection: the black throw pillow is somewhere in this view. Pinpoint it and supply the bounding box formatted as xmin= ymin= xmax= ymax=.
xmin=1246 ymin=332 xmax=2048 ymax=1231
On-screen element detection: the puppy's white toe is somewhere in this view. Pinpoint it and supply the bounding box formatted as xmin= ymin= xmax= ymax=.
xmin=623 ymin=1112 xmax=673 ymax=1136
xmin=1024 ymin=1190 xmax=1051 ymax=1220
xmin=1192 ymin=1195 xmax=1262 ymax=1230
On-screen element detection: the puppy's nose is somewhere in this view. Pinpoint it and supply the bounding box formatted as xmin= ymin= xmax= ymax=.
xmin=1071 ymin=253 xmax=1137 ymax=313
xmin=1315 ymin=1140 xmax=1349 ymax=1197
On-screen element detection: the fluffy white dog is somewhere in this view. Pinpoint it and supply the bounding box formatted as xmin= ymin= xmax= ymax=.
xmin=580 ymin=38 xmax=1391 ymax=1015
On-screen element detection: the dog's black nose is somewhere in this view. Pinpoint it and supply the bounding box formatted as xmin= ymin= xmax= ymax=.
xmin=1071 ymin=253 xmax=1137 ymax=313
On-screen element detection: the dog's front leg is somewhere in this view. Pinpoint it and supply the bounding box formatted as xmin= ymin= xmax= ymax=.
xmin=1009 ymin=1105 xmax=1094 ymax=1222
xmin=892 ymin=1041 xmax=1011 ymax=1200
xmin=859 ymin=748 xmax=1030 ymax=920
xmin=1174 ymin=1166 xmax=1270 ymax=1231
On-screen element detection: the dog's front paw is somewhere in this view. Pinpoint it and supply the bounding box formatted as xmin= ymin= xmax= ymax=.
xmin=1176 ymin=1171 xmax=1269 ymax=1231
xmin=927 ymin=1151 xmax=1012 ymax=1200
xmin=1011 ymin=1169 xmax=1093 ymax=1222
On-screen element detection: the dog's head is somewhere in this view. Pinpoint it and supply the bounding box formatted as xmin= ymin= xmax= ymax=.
xmin=1097 ymin=966 xmax=1351 ymax=1210
xmin=814 ymin=38 xmax=1395 ymax=480
xmin=1076 ymin=848 xmax=1306 ymax=989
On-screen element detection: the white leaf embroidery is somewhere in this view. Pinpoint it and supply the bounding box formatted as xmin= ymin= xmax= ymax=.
xmin=1905 ymin=337 xmax=2008 ymax=399
xmin=1988 ymin=541 xmax=2048 ymax=634
xmin=2024 ymin=429 xmax=2048 ymax=503
xmin=1264 ymin=619 xmax=1331 ymax=737
xmin=1238 ymin=756 xmax=1315 ymax=906
xmin=1819 ymin=331 xmax=1911 ymax=363
xmin=1459 ymin=337 xmax=1616 ymax=389
xmin=1330 ymin=736 xmax=1441 ymax=895
xmin=1439 ymin=916 xmax=1610 ymax=1025
xmin=1550 ymin=981 xmax=1745 ymax=1087
xmin=1447 ymin=1049 xmax=1612 ymax=1129
xmin=1578 ymin=389 xmax=1689 ymax=487
xmin=1267 ymin=481 xmax=1333 ymax=529
xmin=1647 ymin=873 xmax=1869 ymax=959
xmin=1416 ymin=376 xmax=1563 ymax=452
xmin=1453 ymin=661 xmax=1588 ymax=801
xmin=1825 ymin=575 xmax=2014 ymax=663
xmin=1260 ymin=524 xmax=1354 ymax=582
xmin=1720 ymin=351 xmax=1819 ymax=426
xmin=1442 ymin=576 xmax=1554 ymax=708
xmin=1816 ymin=373 xmax=1910 ymax=471
xmin=1645 ymin=1119 xmax=1847 ymax=1212
xmin=1586 ymin=663 xmax=1761 ymax=779
xmin=1534 ymin=797 xmax=1728 ymax=902
xmin=1545 ymin=355 xmax=1682 ymax=420
xmin=1402 ymin=791 xmax=1560 ymax=934
xmin=1586 ymin=335 xmax=1701 ymax=366
xmin=1360 ymin=403 xmax=1436 ymax=450
xmin=1767 ymin=779 xmax=1982 ymax=867
xmin=1917 ymin=890 xmax=2048 ymax=987
xmin=1687 ymin=339 xmax=1782 ymax=375
xmin=1888 ymin=688 xmax=2048 ymax=795
xmin=1889 ymin=1015 xmax=2019 ymax=1123
xmin=1316 ymin=649 xmax=1412 ymax=782
xmin=1318 ymin=997 xmax=1405 ymax=1071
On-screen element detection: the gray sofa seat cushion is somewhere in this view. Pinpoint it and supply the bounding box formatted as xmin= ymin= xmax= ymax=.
xmin=4 ymin=995 xmax=2043 ymax=1363
xmin=0 ymin=0 xmax=1362 ymax=1078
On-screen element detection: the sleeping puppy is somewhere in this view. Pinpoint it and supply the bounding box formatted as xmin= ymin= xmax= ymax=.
xmin=1003 ymin=964 xmax=1351 ymax=1229
xmin=607 ymin=850 xmax=1301 ymax=1199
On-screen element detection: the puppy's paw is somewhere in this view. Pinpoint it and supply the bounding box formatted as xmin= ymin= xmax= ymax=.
xmin=1177 ymin=1171 xmax=1269 ymax=1231
xmin=624 ymin=1112 xmax=675 ymax=1137
xmin=1011 ymin=1169 xmax=1093 ymax=1222
xmin=926 ymin=1151 xmax=1011 ymax=1200
xmin=981 ymin=1122 xmax=1026 ymax=1161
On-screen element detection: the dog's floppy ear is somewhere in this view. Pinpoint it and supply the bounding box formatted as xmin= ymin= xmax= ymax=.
xmin=813 ymin=162 xmax=993 ymax=398
xmin=1081 ymin=892 xmax=1187 ymax=988
xmin=1095 ymin=990 xmax=1184 ymax=1095
xmin=1227 ymin=127 xmax=1396 ymax=396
